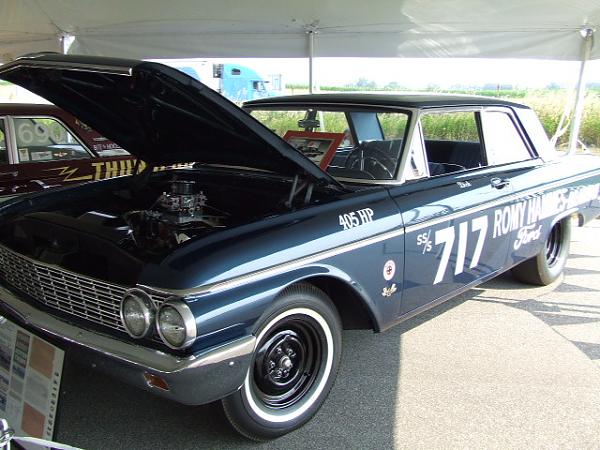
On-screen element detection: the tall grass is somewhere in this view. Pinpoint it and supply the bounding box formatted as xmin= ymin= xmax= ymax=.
xmin=284 ymin=86 xmax=600 ymax=149
xmin=483 ymin=89 xmax=600 ymax=149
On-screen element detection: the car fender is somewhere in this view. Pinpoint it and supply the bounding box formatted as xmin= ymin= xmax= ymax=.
xmin=184 ymin=262 xmax=380 ymax=353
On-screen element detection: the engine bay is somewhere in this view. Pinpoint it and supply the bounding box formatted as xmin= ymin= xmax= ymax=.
xmin=124 ymin=179 xmax=229 ymax=254
xmin=0 ymin=169 xmax=332 ymax=283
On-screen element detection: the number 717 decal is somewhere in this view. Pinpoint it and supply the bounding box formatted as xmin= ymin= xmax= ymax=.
xmin=433 ymin=216 xmax=488 ymax=284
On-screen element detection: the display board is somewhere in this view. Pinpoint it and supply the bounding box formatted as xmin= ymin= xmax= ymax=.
xmin=0 ymin=318 xmax=64 ymax=450
xmin=283 ymin=131 xmax=344 ymax=169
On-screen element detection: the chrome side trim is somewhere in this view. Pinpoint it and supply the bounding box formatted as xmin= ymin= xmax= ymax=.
xmin=504 ymin=167 xmax=600 ymax=199
xmin=140 ymin=226 xmax=406 ymax=298
xmin=0 ymin=282 xmax=254 ymax=374
xmin=335 ymin=177 xmax=403 ymax=186
xmin=145 ymin=169 xmax=600 ymax=298
xmin=405 ymin=170 xmax=600 ymax=234
xmin=404 ymin=194 xmax=514 ymax=234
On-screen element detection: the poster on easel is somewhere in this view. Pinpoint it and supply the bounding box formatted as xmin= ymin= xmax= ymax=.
xmin=283 ymin=131 xmax=344 ymax=169
xmin=0 ymin=318 xmax=64 ymax=450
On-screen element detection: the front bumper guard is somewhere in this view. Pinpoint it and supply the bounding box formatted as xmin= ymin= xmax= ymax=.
xmin=0 ymin=284 xmax=255 ymax=405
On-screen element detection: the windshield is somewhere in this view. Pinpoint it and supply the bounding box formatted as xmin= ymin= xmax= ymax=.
xmin=248 ymin=107 xmax=410 ymax=181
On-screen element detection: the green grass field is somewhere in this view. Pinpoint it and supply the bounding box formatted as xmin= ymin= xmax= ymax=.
xmin=285 ymin=85 xmax=600 ymax=151
xmin=477 ymin=88 xmax=600 ymax=151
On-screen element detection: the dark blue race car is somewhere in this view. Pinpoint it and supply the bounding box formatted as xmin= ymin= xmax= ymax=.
xmin=0 ymin=54 xmax=599 ymax=440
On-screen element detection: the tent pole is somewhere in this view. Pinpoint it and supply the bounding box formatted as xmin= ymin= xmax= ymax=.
xmin=306 ymin=22 xmax=319 ymax=94
xmin=59 ymin=33 xmax=69 ymax=54
xmin=308 ymin=30 xmax=315 ymax=94
xmin=568 ymin=27 xmax=594 ymax=154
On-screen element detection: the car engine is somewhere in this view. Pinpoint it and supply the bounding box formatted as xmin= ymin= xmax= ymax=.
xmin=125 ymin=180 xmax=228 ymax=253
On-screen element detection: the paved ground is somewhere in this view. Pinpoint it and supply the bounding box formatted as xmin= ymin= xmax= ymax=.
xmin=56 ymin=220 xmax=600 ymax=449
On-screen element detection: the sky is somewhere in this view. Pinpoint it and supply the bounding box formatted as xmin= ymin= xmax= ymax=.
xmin=159 ymin=57 xmax=600 ymax=90
xmin=3 ymin=57 xmax=599 ymax=104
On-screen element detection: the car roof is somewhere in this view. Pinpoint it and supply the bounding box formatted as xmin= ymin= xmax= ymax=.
xmin=244 ymin=93 xmax=529 ymax=110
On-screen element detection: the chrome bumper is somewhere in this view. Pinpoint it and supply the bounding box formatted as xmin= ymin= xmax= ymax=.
xmin=0 ymin=284 xmax=255 ymax=405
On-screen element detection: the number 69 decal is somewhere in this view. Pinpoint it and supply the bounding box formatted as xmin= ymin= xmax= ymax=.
xmin=433 ymin=216 xmax=488 ymax=284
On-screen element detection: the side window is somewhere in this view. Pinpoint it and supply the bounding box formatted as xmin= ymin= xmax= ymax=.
xmin=0 ymin=120 xmax=7 ymax=164
xmin=481 ymin=111 xmax=532 ymax=165
xmin=249 ymin=110 xmax=351 ymax=143
xmin=14 ymin=117 xmax=90 ymax=163
xmin=377 ymin=113 xmax=409 ymax=140
xmin=249 ymin=110 xmax=307 ymax=137
xmin=420 ymin=111 xmax=484 ymax=176
xmin=319 ymin=112 xmax=350 ymax=135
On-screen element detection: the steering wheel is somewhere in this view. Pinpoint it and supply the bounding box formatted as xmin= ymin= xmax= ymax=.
xmin=345 ymin=147 xmax=396 ymax=179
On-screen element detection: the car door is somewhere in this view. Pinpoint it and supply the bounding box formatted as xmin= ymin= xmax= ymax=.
xmin=389 ymin=108 xmax=514 ymax=317
xmin=478 ymin=107 xmax=559 ymax=269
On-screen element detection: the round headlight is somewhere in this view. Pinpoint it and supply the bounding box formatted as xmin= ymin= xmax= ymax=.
xmin=120 ymin=289 xmax=155 ymax=338
xmin=157 ymin=301 xmax=196 ymax=349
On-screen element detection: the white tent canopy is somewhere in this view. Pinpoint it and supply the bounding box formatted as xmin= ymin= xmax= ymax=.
xmin=0 ymin=0 xmax=597 ymax=151
xmin=0 ymin=0 xmax=597 ymax=61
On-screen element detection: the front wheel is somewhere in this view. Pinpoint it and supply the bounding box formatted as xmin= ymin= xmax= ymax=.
xmin=222 ymin=283 xmax=342 ymax=441
xmin=511 ymin=217 xmax=571 ymax=285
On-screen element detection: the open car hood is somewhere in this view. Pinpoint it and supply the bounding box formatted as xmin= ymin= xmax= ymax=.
xmin=0 ymin=53 xmax=337 ymax=185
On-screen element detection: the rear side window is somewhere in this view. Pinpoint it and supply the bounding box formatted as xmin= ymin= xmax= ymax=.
xmin=420 ymin=111 xmax=484 ymax=175
xmin=14 ymin=117 xmax=91 ymax=163
xmin=481 ymin=111 xmax=532 ymax=165
xmin=421 ymin=111 xmax=480 ymax=142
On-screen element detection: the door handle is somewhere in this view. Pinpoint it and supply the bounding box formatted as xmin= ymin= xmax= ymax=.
xmin=0 ymin=171 xmax=18 ymax=178
xmin=491 ymin=177 xmax=510 ymax=189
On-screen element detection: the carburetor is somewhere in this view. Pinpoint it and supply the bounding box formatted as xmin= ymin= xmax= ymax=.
xmin=157 ymin=180 xmax=208 ymax=224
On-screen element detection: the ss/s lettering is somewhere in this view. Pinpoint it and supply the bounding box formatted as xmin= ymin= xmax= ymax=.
xmin=338 ymin=208 xmax=374 ymax=230
xmin=416 ymin=230 xmax=433 ymax=253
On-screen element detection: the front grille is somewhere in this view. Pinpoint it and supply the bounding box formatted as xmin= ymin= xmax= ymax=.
xmin=0 ymin=244 xmax=170 ymax=334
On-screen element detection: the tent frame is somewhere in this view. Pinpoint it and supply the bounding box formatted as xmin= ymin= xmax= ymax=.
xmin=568 ymin=27 xmax=595 ymax=154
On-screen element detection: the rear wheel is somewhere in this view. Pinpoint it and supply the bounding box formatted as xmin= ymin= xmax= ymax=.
xmin=511 ymin=218 xmax=571 ymax=285
xmin=222 ymin=283 xmax=342 ymax=441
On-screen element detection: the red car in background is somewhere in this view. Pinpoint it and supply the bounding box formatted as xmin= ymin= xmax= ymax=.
xmin=0 ymin=104 xmax=134 ymax=200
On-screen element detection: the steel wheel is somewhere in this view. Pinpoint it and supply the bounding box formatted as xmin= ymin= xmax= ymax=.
xmin=222 ymin=284 xmax=342 ymax=441
xmin=253 ymin=321 xmax=322 ymax=409
xmin=512 ymin=217 xmax=571 ymax=286
xmin=242 ymin=307 xmax=333 ymax=423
